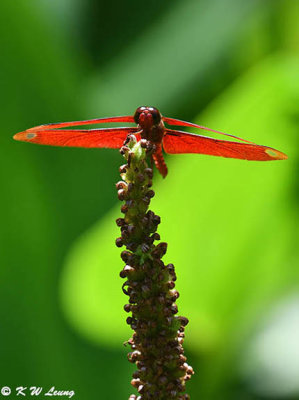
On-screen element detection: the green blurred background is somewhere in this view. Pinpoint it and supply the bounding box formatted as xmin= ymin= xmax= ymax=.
xmin=0 ymin=0 xmax=298 ymax=399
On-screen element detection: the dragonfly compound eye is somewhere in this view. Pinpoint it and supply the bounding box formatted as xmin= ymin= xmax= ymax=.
xmin=134 ymin=106 xmax=161 ymax=126
xmin=134 ymin=106 xmax=147 ymax=124
xmin=148 ymin=107 xmax=162 ymax=125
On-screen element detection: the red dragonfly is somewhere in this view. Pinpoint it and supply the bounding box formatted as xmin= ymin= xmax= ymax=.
xmin=14 ymin=106 xmax=287 ymax=177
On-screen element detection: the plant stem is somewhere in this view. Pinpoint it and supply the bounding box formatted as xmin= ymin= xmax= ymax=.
xmin=116 ymin=135 xmax=194 ymax=400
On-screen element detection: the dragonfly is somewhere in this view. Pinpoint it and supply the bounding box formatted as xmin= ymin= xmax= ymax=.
xmin=13 ymin=106 xmax=287 ymax=177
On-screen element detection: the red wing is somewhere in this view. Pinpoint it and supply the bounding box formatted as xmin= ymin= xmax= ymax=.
xmin=163 ymin=129 xmax=287 ymax=161
xmin=27 ymin=115 xmax=135 ymax=132
xmin=14 ymin=127 xmax=139 ymax=148
xmin=163 ymin=117 xmax=252 ymax=143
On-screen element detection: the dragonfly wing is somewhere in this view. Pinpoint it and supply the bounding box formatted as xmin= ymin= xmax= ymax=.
xmin=163 ymin=117 xmax=252 ymax=143
xmin=14 ymin=127 xmax=139 ymax=148
xmin=163 ymin=129 xmax=287 ymax=161
xmin=27 ymin=116 xmax=135 ymax=131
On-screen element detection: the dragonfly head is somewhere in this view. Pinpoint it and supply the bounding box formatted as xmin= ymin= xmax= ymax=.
xmin=134 ymin=106 xmax=162 ymax=129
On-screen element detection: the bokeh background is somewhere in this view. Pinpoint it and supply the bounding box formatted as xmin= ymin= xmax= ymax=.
xmin=0 ymin=0 xmax=298 ymax=399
